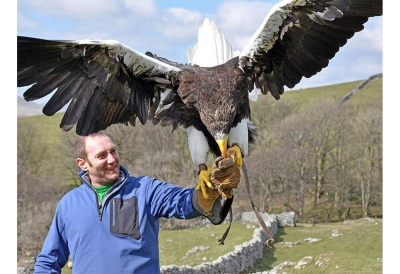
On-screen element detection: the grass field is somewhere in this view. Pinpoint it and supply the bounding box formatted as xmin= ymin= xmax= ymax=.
xmin=159 ymin=221 xmax=256 ymax=266
xmin=245 ymin=218 xmax=382 ymax=274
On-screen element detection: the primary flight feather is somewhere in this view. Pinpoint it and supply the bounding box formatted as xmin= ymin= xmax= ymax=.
xmin=17 ymin=0 xmax=382 ymax=195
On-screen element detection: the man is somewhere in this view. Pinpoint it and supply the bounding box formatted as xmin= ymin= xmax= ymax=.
xmin=33 ymin=132 xmax=240 ymax=273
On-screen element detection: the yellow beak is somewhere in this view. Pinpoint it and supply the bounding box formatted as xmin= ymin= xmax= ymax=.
xmin=216 ymin=135 xmax=229 ymax=158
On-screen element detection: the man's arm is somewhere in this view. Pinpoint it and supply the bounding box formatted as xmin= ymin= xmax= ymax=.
xmin=34 ymin=205 xmax=70 ymax=273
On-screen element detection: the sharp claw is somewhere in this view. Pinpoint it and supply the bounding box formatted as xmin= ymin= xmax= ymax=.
xmin=228 ymin=145 xmax=243 ymax=166
xmin=197 ymin=169 xmax=213 ymax=199
xmin=199 ymin=169 xmax=213 ymax=188
xmin=201 ymin=184 xmax=211 ymax=200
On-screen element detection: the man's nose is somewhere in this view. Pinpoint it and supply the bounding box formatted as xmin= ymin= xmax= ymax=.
xmin=107 ymin=153 xmax=116 ymax=163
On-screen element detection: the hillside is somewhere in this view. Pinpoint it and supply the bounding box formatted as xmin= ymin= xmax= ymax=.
xmin=17 ymin=96 xmax=44 ymax=117
xmin=252 ymin=77 xmax=382 ymax=109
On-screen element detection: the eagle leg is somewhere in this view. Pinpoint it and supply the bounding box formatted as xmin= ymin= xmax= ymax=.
xmin=227 ymin=144 xmax=243 ymax=167
xmin=195 ymin=167 xmax=214 ymax=200
xmin=195 ymin=144 xmax=242 ymax=200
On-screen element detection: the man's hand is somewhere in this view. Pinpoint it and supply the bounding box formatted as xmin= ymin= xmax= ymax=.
xmin=210 ymin=155 xmax=240 ymax=199
xmin=193 ymin=145 xmax=242 ymax=223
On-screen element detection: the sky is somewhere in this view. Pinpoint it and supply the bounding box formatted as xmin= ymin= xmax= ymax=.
xmin=16 ymin=0 xmax=383 ymax=104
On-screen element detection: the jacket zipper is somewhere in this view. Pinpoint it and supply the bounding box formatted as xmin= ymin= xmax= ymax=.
xmin=96 ymin=179 xmax=125 ymax=221
xmin=90 ymin=186 xmax=110 ymax=221
xmin=112 ymin=199 xmax=116 ymax=227
xmin=93 ymin=189 xmax=103 ymax=221
xmin=82 ymin=170 xmax=127 ymax=221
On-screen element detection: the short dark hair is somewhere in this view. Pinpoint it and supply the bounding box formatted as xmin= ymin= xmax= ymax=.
xmin=74 ymin=132 xmax=111 ymax=159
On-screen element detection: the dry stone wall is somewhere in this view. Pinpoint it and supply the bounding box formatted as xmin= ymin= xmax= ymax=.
xmin=160 ymin=211 xmax=295 ymax=274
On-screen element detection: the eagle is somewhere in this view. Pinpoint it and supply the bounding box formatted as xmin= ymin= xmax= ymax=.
xmin=17 ymin=0 xmax=382 ymax=198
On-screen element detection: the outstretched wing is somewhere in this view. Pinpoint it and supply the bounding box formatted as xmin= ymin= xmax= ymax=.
xmin=17 ymin=36 xmax=181 ymax=135
xmin=239 ymin=0 xmax=382 ymax=99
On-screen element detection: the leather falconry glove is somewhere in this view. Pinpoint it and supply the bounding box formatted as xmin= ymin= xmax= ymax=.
xmin=210 ymin=155 xmax=240 ymax=199
xmin=192 ymin=145 xmax=242 ymax=224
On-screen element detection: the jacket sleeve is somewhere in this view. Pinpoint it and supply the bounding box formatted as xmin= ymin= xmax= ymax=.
xmin=145 ymin=177 xmax=200 ymax=220
xmin=34 ymin=202 xmax=70 ymax=274
xmin=145 ymin=177 xmax=232 ymax=224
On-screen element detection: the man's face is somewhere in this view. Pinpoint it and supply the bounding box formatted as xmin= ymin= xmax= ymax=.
xmin=76 ymin=135 xmax=121 ymax=187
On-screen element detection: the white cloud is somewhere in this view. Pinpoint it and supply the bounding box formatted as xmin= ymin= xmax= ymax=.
xmin=160 ymin=8 xmax=203 ymax=39
xmin=124 ymin=0 xmax=158 ymax=17
xmin=215 ymin=0 xmax=274 ymax=50
xmin=167 ymin=8 xmax=203 ymax=25
xmin=354 ymin=17 xmax=383 ymax=53
xmin=25 ymin=0 xmax=120 ymax=19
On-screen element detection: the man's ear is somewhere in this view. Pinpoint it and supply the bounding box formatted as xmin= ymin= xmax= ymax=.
xmin=76 ymin=158 xmax=88 ymax=171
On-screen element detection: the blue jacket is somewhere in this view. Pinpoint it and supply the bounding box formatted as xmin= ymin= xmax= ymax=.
xmin=34 ymin=165 xmax=200 ymax=274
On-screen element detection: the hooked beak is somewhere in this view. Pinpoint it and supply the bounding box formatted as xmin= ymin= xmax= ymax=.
xmin=216 ymin=135 xmax=229 ymax=158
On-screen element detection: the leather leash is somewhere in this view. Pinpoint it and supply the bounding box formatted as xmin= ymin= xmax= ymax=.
xmin=242 ymin=160 xmax=274 ymax=248
xmin=218 ymin=207 xmax=232 ymax=245
xmin=217 ymin=160 xmax=274 ymax=247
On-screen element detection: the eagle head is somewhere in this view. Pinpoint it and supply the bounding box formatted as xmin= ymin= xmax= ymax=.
xmin=197 ymin=92 xmax=240 ymax=158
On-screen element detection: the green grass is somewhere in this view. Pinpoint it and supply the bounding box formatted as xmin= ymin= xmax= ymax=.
xmin=245 ymin=218 xmax=382 ymax=273
xmin=283 ymin=78 xmax=382 ymax=109
xmin=159 ymin=221 xmax=256 ymax=266
xmin=18 ymin=113 xmax=66 ymax=144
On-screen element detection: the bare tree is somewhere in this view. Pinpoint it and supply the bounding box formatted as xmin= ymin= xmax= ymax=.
xmin=268 ymin=108 xmax=317 ymax=221
xmin=250 ymin=96 xmax=300 ymax=150
xmin=17 ymin=159 xmax=70 ymax=260
xmin=243 ymin=97 xmax=302 ymax=214
xmin=353 ymin=107 xmax=382 ymax=217
xmin=245 ymin=147 xmax=295 ymax=213
xmin=300 ymin=99 xmax=338 ymax=208
xmin=129 ymin=124 xmax=196 ymax=187
xmin=323 ymin=104 xmax=358 ymax=220
xmin=17 ymin=119 xmax=48 ymax=175
xmin=52 ymin=130 xmax=82 ymax=186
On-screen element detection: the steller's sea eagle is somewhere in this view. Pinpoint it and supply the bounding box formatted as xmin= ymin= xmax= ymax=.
xmin=17 ymin=0 xmax=382 ymax=198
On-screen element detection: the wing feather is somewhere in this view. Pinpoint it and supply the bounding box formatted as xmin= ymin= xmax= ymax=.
xmin=17 ymin=36 xmax=182 ymax=135
xmin=240 ymin=0 xmax=382 ymax=98
xmin=43 ymin=71 xmax=86 ymax=115
xmin=22 ymin=71 xmax=72 ymax=100
xmin=76 ymin=87 xmax=102 ymax=135
xmin=61 ymin=80 xmax=97 ymax=131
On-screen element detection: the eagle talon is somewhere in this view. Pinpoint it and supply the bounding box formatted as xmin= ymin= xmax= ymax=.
xmin=227 ymin=144 xmax=243 ymax=167
xmin=196 ymin=168 xmax=213 ymax=199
